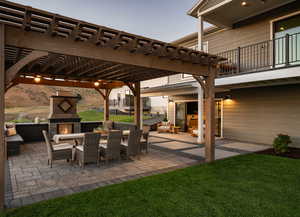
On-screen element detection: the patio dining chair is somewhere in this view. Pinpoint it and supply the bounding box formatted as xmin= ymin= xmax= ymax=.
xmin=98 ymin=130 xmax=122 ymax=165
xmin=42 ymin=130 xmax=73 ymax=168
xmin=121 ymin=129 xmax=142 ymax=159
xmin=140 ymin=126 xmax=151 ymax=153
xmin=76 ymin=132 xmax=101 ymax=168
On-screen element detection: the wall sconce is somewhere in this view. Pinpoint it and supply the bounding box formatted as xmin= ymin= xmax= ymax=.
xmin=169 ymin=99 xmax=174 ymax=103
xmin=224 ymin=94 xmax=232 ymax=100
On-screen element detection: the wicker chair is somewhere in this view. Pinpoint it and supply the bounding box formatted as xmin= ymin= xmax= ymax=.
xmin=76 ymin=132 xmax=101 ymax=168
xmin=42 ymin=130 xmax=73 ymax=168
xmin=121 ymin=129 xmax=142 ymax=159
xmin=98 ymin=130 xmax=122 ymax=165
xmin=140 ymin=126 xmax=151 ymax=153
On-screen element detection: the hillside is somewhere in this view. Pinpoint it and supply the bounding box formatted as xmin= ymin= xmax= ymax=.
xmin=5 ymin=84 xmax=104 ymax=122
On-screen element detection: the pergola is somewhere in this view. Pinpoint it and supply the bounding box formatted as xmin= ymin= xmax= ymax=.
xmin=0 ymin=0 xmax=224 ymax=209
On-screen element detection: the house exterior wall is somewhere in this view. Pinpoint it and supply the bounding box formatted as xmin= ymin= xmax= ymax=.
xmin=110 ymin=77 xmax=168 ymax=114
xmin=168 ymin=8 xmax=300 ymax=85
xmin=222 ymin=84 xmax=300 ymax=147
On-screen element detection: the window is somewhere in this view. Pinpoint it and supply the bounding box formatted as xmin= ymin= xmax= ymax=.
xmin=273 ymin=14 xmax=300 ymax=66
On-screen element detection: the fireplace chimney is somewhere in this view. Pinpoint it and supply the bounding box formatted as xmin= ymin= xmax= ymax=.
xmin=48 ymin=91 xmax=81 ymax=138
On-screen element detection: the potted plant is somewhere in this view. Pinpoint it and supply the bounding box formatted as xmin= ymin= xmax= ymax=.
xmin=273 ymin=134 xmax=292 ymax=154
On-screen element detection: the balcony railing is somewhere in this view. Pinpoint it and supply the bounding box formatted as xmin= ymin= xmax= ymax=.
xmin=217 ymin=32 xmax=300 ymax=76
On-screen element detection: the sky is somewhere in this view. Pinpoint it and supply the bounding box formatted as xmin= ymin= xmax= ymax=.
xmin=10 ymin=0 xmax=205 ymax=42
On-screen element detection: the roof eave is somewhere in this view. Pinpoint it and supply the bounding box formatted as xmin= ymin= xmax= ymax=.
xmin=187 ymin=0 xmax=205 ymax=18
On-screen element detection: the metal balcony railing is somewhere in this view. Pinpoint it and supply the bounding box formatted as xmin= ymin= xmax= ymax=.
xmin=217 ymin=32 xmax=300 ymax=76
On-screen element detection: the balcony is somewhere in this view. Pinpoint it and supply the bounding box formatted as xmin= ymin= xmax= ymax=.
xmin=217 ymin=32 xmax=300 ymax=77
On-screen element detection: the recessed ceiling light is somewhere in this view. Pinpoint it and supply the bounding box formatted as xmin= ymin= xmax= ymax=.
xmin=241 ymin=1 xmax=247 ymax=6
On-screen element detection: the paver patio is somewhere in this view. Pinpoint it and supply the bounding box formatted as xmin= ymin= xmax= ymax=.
xmin=5 ymin=132 xmax=270 ymax=208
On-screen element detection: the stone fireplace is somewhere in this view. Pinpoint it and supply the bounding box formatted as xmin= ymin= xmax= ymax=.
xmin=48 ymin=91 xmax=81 ymax=138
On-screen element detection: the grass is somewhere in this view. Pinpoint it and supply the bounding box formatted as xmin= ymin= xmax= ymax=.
xmin=78 ymin=110 xmax=150 ymax=123
xmin=9 ymin=118 xmax=32 ymax=123
xmin=1 ymin=154 xmax=300 ymax=217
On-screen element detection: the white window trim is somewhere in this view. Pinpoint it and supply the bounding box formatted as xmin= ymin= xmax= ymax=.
xmin=269 ymin=10 xmax=300 ymax=40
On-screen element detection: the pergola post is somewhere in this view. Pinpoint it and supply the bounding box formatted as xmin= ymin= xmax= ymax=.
xmin=95 ymin=88 xmax=111 ymax=122
xmin=104 ymin=89 xmax=111 ymax=121
xmin=204 ymin=67 xmax=216 ymax=162
xmin=134 ymin=82 xmax=141 ymax=129
xmin=197 ymin=84 xmax=204 ymax=144
xmin=0 ymin=23 xmax=6 ymax=210
xmin=193 ymin=65 xmax=217 ymax=162
xmin=140 ymin=97 xmax=143 ymax=130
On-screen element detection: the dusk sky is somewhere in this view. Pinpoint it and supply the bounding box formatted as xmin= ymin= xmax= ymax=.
xmin=10 ymin=0 xmax=209 ymax=42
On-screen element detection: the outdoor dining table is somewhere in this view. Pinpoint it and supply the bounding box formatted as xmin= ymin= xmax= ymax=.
xmin=53 ymin=133 xmax=85 ymax=144
xmin=53 ymin=130 xmax=130 ymax=144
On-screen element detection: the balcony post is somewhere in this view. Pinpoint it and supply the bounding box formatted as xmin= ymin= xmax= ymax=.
xmin=285 ymin=34 xmax=290 ymax=66
xmin=197 ymin=14 xmax=204 ymax=51
xmin=237 ymin=47 xmax=241 ymax=74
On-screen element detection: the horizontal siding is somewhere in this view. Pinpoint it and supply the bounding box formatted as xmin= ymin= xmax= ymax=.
xmin=223 ymin=84 xmax=300 ymax=147
xmin=204 ymin=19 xmax=270 ymax=54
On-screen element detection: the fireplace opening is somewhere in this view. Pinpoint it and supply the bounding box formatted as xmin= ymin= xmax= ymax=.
xmin=57 ymin=123 xmax=74 ymax=135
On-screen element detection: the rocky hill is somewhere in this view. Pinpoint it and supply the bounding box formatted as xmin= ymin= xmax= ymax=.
xmin=5 ymin=84 xmax=104 ymax=122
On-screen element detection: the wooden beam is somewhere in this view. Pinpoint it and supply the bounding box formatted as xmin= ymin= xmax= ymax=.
xmin=6 ymin=26 xmax=210 ymax=77
xmin=41 ymin=53 xmax=60 ymax=73
xmin=134 ymin=82 xmax=141 ymax=129
xmin=95 ymin=88 xmax=111 ymax=121
xmin=193 ymin=75 xmax=207 ymax=94
xmin=0 ymin=23 xmax=5 ymax=210
xmin=13 ymin=77 xmax=124 ymax=89
xmin=204 ymin=66 xmax=216 ymax=162
xmin=5 ymin=50 xmax=49 ymax=86
xmin=125 ymin=82 xmax=136 ymax=96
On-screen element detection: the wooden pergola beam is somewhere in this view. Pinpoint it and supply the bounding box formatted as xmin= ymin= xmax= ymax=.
xmin=6 ymin=27 xmax=211 ymax=77
xmin=5 ymin=50 xmax=49 ymax=86
xmin=12 ymin=77 xmax=124 ymax=90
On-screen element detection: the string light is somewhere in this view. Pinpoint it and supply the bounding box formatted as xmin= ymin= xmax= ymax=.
xmin=94 ymin=81 xmax=100 ymax=87
xmin=34 ymin=76 xmax=41 ymax=83
xmin=241 ymin=1 xmax=247 ymax=6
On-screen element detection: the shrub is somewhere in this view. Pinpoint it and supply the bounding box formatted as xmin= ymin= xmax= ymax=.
xmin=273 ymin=134 xmax=292 ymax=154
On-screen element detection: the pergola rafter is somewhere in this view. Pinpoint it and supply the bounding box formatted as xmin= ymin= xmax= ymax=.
xmin=0 ymin=0 xmax=226 ymax=209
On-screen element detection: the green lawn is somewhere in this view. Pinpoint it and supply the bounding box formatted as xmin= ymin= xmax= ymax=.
xmin=2 ymin=154 xmax=300 ymax=217
xmin=78 ymin=110 xmax=150 ymax=122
